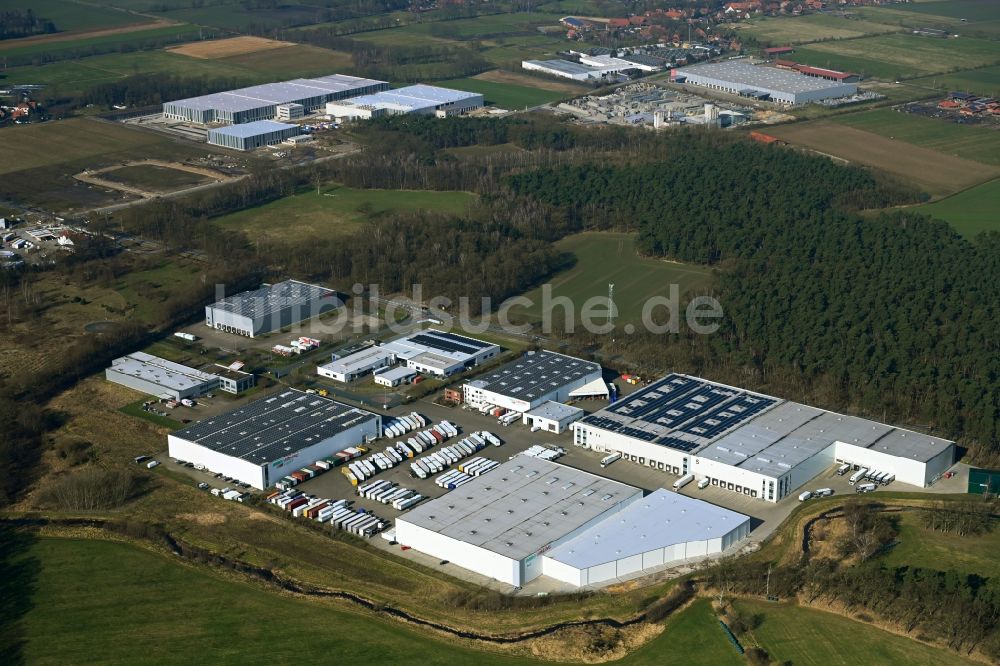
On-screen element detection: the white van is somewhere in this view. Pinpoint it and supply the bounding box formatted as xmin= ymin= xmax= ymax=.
xmin=798 ymin=491 xmax=813 ymax=502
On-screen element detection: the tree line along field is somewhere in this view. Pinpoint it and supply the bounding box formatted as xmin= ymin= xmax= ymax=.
xmin=789 ymin=33 xmax=1000 ymax=81
xmin=11 ymin=0 xmax=145 ymax=34
xmin=7 ymin=537 xmax=966 ymax=665
xmin=213 ymin=185 xmax=478 ymax=245
xmin=507 ymin=232 xmax=716 ymax=326
xmin=833 ymin=108 xmax=1000 ymax=167
xmin=913 ymin=178 xmax=1000 ymax=237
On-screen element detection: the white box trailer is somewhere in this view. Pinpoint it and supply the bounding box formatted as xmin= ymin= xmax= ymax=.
xmin=481 ymin=431 xmax=502 ymax=446
xmin=849 ymin=468 xmax=868 ymax=485
xmin=394 ymin=494 xmax=423 ymax=510
xmin=472 ymin=461 xmax=498 ymax=476
xmin=672 ymin=473 xmax=695 ymax=490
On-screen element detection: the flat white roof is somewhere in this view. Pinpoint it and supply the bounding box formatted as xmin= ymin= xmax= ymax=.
xmin=676 ymin=61 xmax=853 ymax=95
xmin=397 ymin=457 xmax=640 ymax=561
xmin=526 ymin=401 xmax=584 ymax=422
xmin=546 ymin=489 xmax=750 ymax=569
xmin=382 ymin=329 xmax=499 ymax=365
xmin=375 ymin=366 xmax=417 ymax=382
xmin=109 ymin=352 xmax=218 ymax=392
xmin=332 ymin=84 xmax=481 ymax=113
xmin=320 ymin=347 xmax=394 ymax=375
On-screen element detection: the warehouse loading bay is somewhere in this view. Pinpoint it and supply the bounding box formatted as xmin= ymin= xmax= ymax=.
xmin=159 ymin=380 xmax=969 ymax=594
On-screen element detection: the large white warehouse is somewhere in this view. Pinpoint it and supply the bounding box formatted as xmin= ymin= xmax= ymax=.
xmin=106 ymin=352 xmax=219 ymax=400
xmin=462 ymin=350 xmax=603 ymax=413
xmin=673 ymin=61 xmax=857 ymax=105
xmin=205 ymin=279 xmax=340 ymax=338
xmin=395 ymin=456 xmax=750 ymax=588
xmin=326 ymin=84 xmax=483 ymax=120
xmin=544 ymin=489 xmax=750 ymax=587
xmin=168 ymin=389 xmax=380 ymax=489
xmin=574 ymin=374 xmax=955 ymax=502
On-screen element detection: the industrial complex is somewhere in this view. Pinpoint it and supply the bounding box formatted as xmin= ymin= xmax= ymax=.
xmin=325 ymin=84 xmax=484 ymax=120
xmin=380 ymin=329 xmax=501 ymax=377
xmin=204 ymin=279 xmax=340 ymax=338
xmin=462 ymin=350 xmax=605 ymax=413
xmin=162 ymin=74 xmax=388 ymax=125
xmin=395 ymin=455 xmax=750 ymax=587
xmin=573 ymin=373 xmax=955 ymax=501
xmin=672 ymin=61 xmax=858 ymax=105
xmin=167 ymin=389 xmax=381 ymax=489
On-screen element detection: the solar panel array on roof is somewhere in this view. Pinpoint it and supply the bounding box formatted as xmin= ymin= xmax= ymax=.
xmin=173 ymin=389 xmax=378 ymax=464
xmin=208 ymin=279 xmax=336 ymax=319
xmin=581 ymin=374 xmax=778 ymax=452
xmin=466 ymin=350 xmax=600 ymax=403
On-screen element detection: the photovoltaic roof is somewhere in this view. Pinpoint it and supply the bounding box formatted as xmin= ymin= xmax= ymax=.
xmin=466 ymin=350 xmax=601 ymax=403
xmin=173 ymin=389 xmax=379 ymax=465
xmin=208 ymin=279 xmax=338 ymax=319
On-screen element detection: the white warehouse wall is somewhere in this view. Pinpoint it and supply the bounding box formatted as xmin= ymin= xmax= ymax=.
xmin=168 ymin=435 xmax=265 ymax=488
xmin=834 ymin=442 xmax=950 ymax=487
xmin=576 ymin=425 xmax=690 ymax=473
xmin=395 ymin=521 xmax=520 ymax=585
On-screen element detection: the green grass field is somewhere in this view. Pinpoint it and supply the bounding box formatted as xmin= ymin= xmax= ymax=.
xmin=834 ymin=108 xmax=1000 ymax=166
xmin=119 ymin=399 xmax=184 ymax=429
xmin=507 ymin=232 xmax=715 ymax=326
xmin=911 ymin=64 xmax=1000 ymax=98
xmin=913 ymin=178 xmax=1000 ymax=237
xmin=156 ymin=3 xmax=325 ymax=30
xmin=9 ymin=538 xmax=965 ymax=665
xmin=903 ymin=0 xmax=1000 ymax=22
xmin=214 ymin=185 xmax=478 ymax=244
xmin=734 ymin=599 xmax=973 ymax=665
xmin=877 ymin=510 xmax=1000 ymax=578
xmin=792 ymin=33 xmax=1000 ymax=80
xmin=437 ymin=77 xmax=565 ymax=108
xmin=114 ymin=259 xmax=208 ymax=323
xmin=0 ymin=24 xmax=203 ymax=60
xmin=213 ymin=44 xmax=355 ymax=79
xmin=734 ymin=14 xmax=902 ymax=44
xmin=102 ymin=165 xmax=212 ymax=192
xmin=13 ymin=0 xmax=143 ymax=34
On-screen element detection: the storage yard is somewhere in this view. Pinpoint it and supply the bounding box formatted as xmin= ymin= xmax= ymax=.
xmin=556 ymin=83 xmax=755 ymax=128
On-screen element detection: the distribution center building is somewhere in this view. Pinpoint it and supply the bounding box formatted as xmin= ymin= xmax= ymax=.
xmin=673 ymin=61 xmax=857 ymax=104
xmin=543 ymin=489 xmax=750 ymax=587
xmin=326 ymin=84 xmax=484 ymax=120
xmin=205 ymin=279 xmax=341 ymax=338
xmin=168 ymin=389 xmax=380 ymax=489
xmin=106 ymin=352 xmax=220 ymax=400
xmin=207 ymin=120 xmax=300 ymax=151
xmin=163 ymin=74 xmax=388 ymax=124
xmin=573 ymin=373 xmax=955 ymax=502
xmin=381 ymin=329 xmax=501 ymax=377
xmin=317 ymin=347 xmax=395 ymax=383
xmin=395 ymin=456 xmax=641 ymax=587
xmin=395 ymin=456 xmax=750 ymax=588
xmin=462 ymin=350 xmax=603 ymax=413
xmin=522 ymin=58 xmax=626 ymax=81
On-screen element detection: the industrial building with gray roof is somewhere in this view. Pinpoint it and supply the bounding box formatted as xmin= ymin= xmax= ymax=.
xmin=205 ymin=279 xmax=341 ymax=338
xmin=168 ymin=389 xmax=380 ymax=489
xmin=207 ymin=120 xmax=300 ymax=151
xmin=163 ymin=74 xmax=388 ymax=124
xmin=574 ymin=373 xmax=955 ymax=502
xmin=463 ymin=350 xmax=603 ymax=413
xmin=106 ymin=352 xmax=220 ymax=400
xmin=673 ymin=61 xmax=857 ymax=105
xmin=395 ymin=456 xmax=751 ymax=588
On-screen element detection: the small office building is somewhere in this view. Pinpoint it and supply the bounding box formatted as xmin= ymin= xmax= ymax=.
xmin=318 ymin=347 xmax=395 ymax=383
xmin=522 ymin=401 xmax=584 ymax=434
xmin=374 ymin=366 xmax=417 ymax=387
xmin=463 ymin=350 xmax=602 ymax=414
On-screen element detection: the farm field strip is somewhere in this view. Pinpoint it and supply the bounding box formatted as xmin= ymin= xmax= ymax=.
xmin=765 ymin=120 xmax=1000 ymax=197
xmin=912 ymin=178 xmax=1000 ymax=238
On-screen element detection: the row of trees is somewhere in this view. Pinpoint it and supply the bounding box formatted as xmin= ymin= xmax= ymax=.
xmin=82 ymin=72 xmax=254 ymax=109
xmin=920 ymin=499 xmax=998 ymax=537
xmin=0 ymin=9 xmax=55 ymax=41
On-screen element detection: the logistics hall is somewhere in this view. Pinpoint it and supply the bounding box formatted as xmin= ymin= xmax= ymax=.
xmin=167 ymin=389 xmax=381 ymax=489
xmin=573 ymin=374 xmax=955 ymax=502
xmin=395 ymin=456 xmax=750 ymax=587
